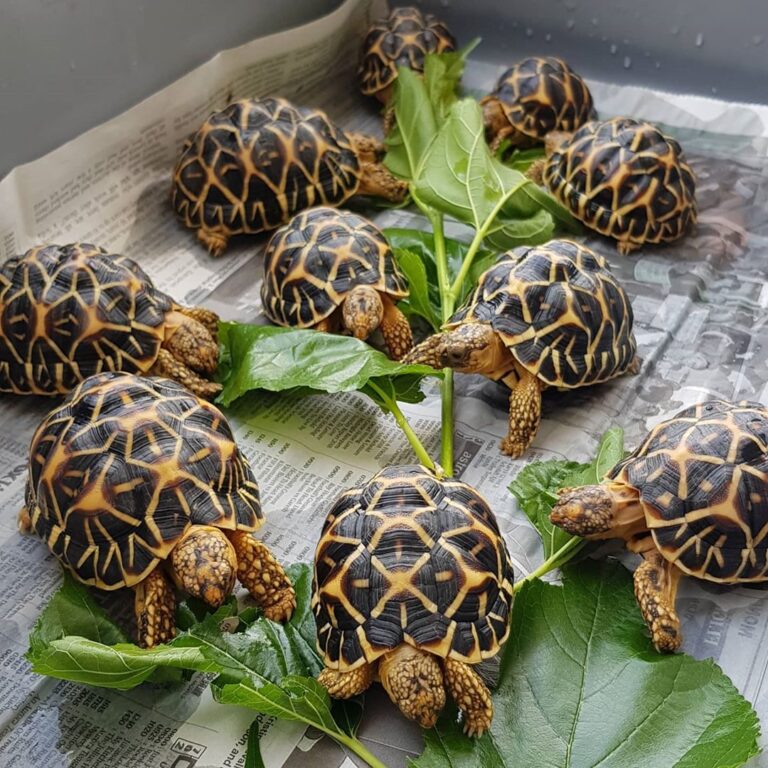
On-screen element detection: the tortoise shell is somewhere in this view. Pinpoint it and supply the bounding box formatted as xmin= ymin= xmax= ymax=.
xmin=24 ymin=372 xmax=262 ymax=589
xmin=359 ymin=6 xmax=456 ymax=99
xmin=483 ymin=56 xmax=595 ymax=140
xmin=312 ymin=464 xmax=514 ymax=668
xmin=0 ymin=243 xmax=175 ymax=395
xmin=171 ymin=98 xmax=360 ymax=241
xmin=543 ymin=117 xmax=697 ymax=251
xmin=609 ymin=400 xmax=768 ymax=583
xmin=261 ymin=207 xmax=408 ymax=327
xmin=448 ymin=239 xmax=636 ymax=388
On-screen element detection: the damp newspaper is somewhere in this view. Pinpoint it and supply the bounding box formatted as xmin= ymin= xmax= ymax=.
xmin=1 ymin=0 xmax=768 ymax=765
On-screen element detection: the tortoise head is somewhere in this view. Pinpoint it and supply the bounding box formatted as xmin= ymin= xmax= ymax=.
xmin=403 ymin=323 xmax=502 ymax=374
xmin=550 ymin=482 xmax=643 ymax=539
xmin=342 ymin=285 xmax=384 ymax=341
xmin=170 ymin=525 xmax=237 ymax=607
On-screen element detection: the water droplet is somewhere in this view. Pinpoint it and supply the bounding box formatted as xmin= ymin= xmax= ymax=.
xmin=711 ymin=86 xmax=719 ymax=94
xmin=644 ymin=50 xmax=651 ymax=57
xmin=525 ymin=27 xmax=534 ymax=38
xmin=655 ymin=61 xmax=661 ymax=69
xmin=545 ymin=32 xmax=552 ymax=42
xmin=623 ymin=56 xmax=632 ymax=69
xmin=695 ymin=32 xmax=704 ymax=47
xmin=601 ymin=35 xmax=608 ymax=42
xmin=671 ymin=25 xmax=681 ymax=36
xmin=622 ymin=38 xmax=629 ymax=45
xmin=610 ymin=43 xmax=618 ymax=54
xmin=753 ymin=35 xmax=765 ymax=46
xmin=512 ymin=20 xmax=518 ymax=28
xmin=439 ymin=0 xmax=450 ymax=7
xmin=69 ymin=59 xmax=76 ymax=71
xmin=591 ymin=17 xmax=599 ymax=26
xmin=566 ymin=18 xmax=576 ymax=30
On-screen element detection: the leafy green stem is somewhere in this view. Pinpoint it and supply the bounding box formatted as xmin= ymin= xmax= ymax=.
xmin=511 ymin=537 xmax=586 ymax=595
xmin=420 ymin=200 xmax=455 ymax=474
xmin=366 ymin=381 xmax=436 ymax=472
xmin=334 ymin=732 xmax=389 ymax=768
xmin=448 ymin=178 xmax=531 ymax=303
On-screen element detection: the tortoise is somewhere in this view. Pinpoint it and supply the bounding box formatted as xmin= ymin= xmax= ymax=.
xmin=404 ymin=240 xmax=638 ymax=457
xmin=359 ymin=6 xmax=457 ymax=103
xmin=261 ymin=207 xmax=413 ymax=359
xmin=0 ymin=243 xmax=220 ymax=398
xmin=18 ymin=372 xmax=296 ymax=648
xmin=171 ymin=97 xmax=407 ymax=256
xmin=481 ymin=56 xmax=595 ymax=151
xmin=536 ymin=117 xmax=697 ymax=254
xmin=313 ymin=464 xmax=514 ymax=736
xmin=550 ymin=399 xmax=768 ymax=653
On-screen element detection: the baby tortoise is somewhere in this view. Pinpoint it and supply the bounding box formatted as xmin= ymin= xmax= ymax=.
xmin=0 ymin=243 xmax=220 ymax=398
xmin=313 ymin=465 xmax=514 ymax=736
xmin=551 ymin=399 xmax=768 ymax=653
xmin=20 ymin=373 xmax=296 ymax=647
xmin=261 ymin=207 xmax=412 ymax=359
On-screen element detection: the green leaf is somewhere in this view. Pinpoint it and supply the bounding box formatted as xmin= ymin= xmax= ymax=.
xmin=394 ymin=247 xmax=442 ymax=330
xmin=387 ymin=228 xmax=496 ymax=314
xmin=28 ymin=571 xmax=129 ymax=655
xmin=413 ymin=561 xmax=761 ymax=768
xmin=423 ymin=39 xmax=479 ymax=121
xmin=216 ymin=323 xmax=439 ymax=409
xmin=385 ymin=67 xmax=437 ymax=180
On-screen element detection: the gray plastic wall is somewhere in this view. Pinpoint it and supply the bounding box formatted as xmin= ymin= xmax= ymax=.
xmin=1 ymin=0 xmax=767 ymax=178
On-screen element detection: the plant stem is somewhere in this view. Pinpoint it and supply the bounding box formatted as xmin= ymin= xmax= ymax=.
xmin=448 ymin=178 xmax=531 ymax=302
xmin=511 ymin=537 xmax=586 ymax=594
xmin=335 ymin=732 xmax=389 ymax=768
xmin=366 ymin=381 xmax=436 ymax=472
xmin=423 ymin=205 xmax=455 ymax=474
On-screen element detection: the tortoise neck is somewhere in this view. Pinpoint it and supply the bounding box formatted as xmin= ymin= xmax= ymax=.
xmin=349 ymin=132 xmax=408 ymax=203
xmin=603 ymin=481 xmax=646 ymax=543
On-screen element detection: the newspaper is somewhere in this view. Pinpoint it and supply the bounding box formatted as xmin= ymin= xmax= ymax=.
xmin=1 ymin=0 xmax=768 ymax=765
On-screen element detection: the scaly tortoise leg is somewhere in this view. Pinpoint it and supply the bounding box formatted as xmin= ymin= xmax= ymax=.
xmin=228 ymin=531 xmax=296 ymax=622
xmin=500 ymin=367 xmax=542 ymax=458
xmin=443 ymin=658 xmax=494 ymax=737
xmin=135 ymin=569 xmax=176 ymax=648
xmin=314 ymin=317 xmax=334 ymax=334
xmin=197 ymin=227 xmax=229 ymax=257
xmin=17 ymin=507 xmax=32 ymax=534
xmin=318 ymin=663 xmax=375 ymax=698
xmin=149 ymin=348 xmax=222 ymax=400
xmin=380 ymin=296 xmax=413 ymax=360
xmin=633 ymin=549 xmax=683 ymax=653
xmin=179 ymin=306 xmax=220 ymax=341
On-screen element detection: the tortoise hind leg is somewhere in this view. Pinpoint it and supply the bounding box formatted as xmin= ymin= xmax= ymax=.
xmin=318 ymin=663 xmax=375 ymax=698
xmin=149 ymin=348 xmax=222 ymax=400
xmin=228 ymin=531 xmax=296 ymax=622
xmin=443 ymin=658 xmax=493 ymax=737
xmin=380 ymin=296 xmax=413 ymax=360
xmin=633 ymin=548 xmax=682 ymax=653
xmin=135 ymin=569 xmax=176 ymax=648
xmin=17 ymin=507 xmax=33 ymax=534
xmin=197 ymin=227 xmax=229 ymax=257
xmin=500 ymin=367 xmax=542 ymax=458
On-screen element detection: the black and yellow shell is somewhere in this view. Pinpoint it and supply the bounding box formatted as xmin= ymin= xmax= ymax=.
xmin=483 ymin=56 xmax=595 ymax=140
xmin=359 ymin=6 xmax=456 ymax=99
xmin=609 ymin=400 xmax=768 ymax=583
xmin=543 ymin=117 xmax=697 ymax=252
xmin=24 ymin=372 xmax=262 ymax=589
xmin=312 ymin=465 xmax=514 ymax=669
xmin=449 ymin=240 xmax=636 ymax=387
xmin=261 ymin=207 xmax=408 ymax=327
xmin=0 ymin=243 xmax=175 ymax=395
xmin=172 ymin=98 xmax=361 ymax=240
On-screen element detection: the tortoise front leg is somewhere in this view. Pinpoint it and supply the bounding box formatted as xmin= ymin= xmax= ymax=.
xmin=318 ymin=663 xmax=375 ymax=698
xmin=135 ymin=569 xmax=176 ymax=648
xmin=500 ymin=367 xmax=542 ymax=458
xmin=17 ymin=506 xmax=33 ymax=534
xmin=228 ymin=531 xmax=296 ymax=622
xmin=149 ymin=348 xmax=222 ymax=400
xmin=443 ymin=658 xmax=493 ymax=737
xmin=380 ymin=296 xmax=413 ymax=360
xmin=179 ymin=306 xmax=220 ymax=340
xmin=633 ymin=549 xmax=682 ymax=653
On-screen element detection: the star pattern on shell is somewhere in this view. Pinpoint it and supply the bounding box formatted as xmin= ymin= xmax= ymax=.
xmin=610 ymin=400 xmax=768 ymax=582
xmin=261 ymin=207 xmax=408 ymax=327
xmin=25 ymin=373 xmax=262 ymax=590
xmin=0 ymin=244 xmax=173 ymax=395
xmin=312 ymin=465 xmax=514 ymax=670
xmin=543 ymin=117 xmax=697 ymax=252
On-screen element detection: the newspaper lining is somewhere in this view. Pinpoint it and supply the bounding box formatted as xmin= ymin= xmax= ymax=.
xmin=1 ymin=1 xmax=768 ymax=765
